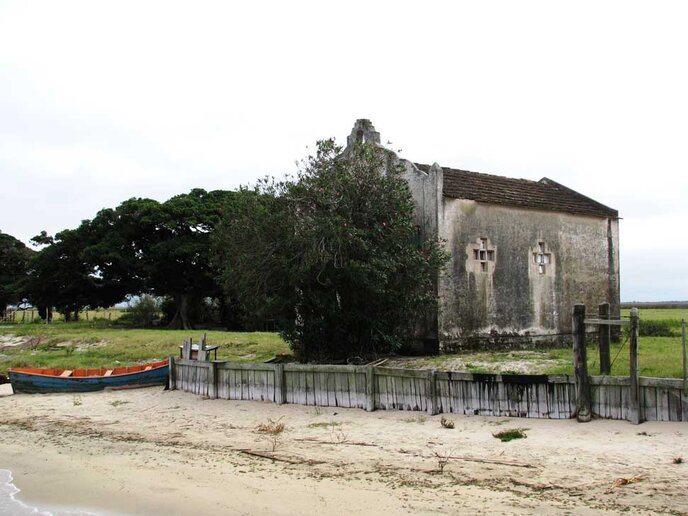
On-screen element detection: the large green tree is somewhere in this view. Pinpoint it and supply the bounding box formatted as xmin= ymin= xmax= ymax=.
xmin=217 ymin=140 xmax=447 ymax=361
xmin=21 ymin=228 xmax=115 ymax=321
xmin=86 ymin=189 xmax=235 ymax=329
xmin=0 ymin=231 xmax=33 ymax=317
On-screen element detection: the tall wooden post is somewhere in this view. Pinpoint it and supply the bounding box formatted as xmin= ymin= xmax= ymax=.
xmin=274 ymin=364 xmax=285 ymax=405
xmin=599 ymin=302 xmax=611 ymax=375
xmin=365 ymin=366 xmax=376 ymax=412
xmin=198 ymin=334 xmax=208 ymax=361
xmin=681 ymin=319 xmax=686 ymax=395
xmin=426 ymin=370 xmax=438 ymax=415
xmin=628 ymin=307 xmax=640 ymax=424
xmin=182 ymin=338 xmax=192 ymax=360
xmin=207 ymin=361 xmax=217 ymax=399
xmin=573 ymin=304 xmax=591 ymax=422
xmin=168 ymin=355 xmax=176 ymax=390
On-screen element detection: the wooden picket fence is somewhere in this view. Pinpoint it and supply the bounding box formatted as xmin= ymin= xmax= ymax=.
xmin=168 ymin=358 xmax=688 ymax=422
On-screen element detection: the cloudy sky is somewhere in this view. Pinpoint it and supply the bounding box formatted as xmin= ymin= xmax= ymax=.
xmin=1 ymin=1 xmax=686 ymax=302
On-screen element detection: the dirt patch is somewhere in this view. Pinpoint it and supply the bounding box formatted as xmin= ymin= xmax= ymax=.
xmin=0 ymin=335 xmax=40 ymax=351
xmin=0 ymin=335 xmax=109 ymax=353
xmin=384 ymin=351 xmax=567 ymax=374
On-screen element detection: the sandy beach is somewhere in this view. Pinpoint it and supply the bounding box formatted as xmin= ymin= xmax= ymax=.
xmin=1 ymin=383 xmax=686 ymax=515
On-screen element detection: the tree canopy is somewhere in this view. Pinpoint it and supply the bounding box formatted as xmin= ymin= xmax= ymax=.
xmin=0 ymin=231 xmax=33 ymax=316
xmin=15 ymin=189 xmax=238 ymax=328
xmin=216 ymin=140 xmax=447 ymax=361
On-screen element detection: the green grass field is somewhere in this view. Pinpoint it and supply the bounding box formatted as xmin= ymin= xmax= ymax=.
xmin=1 ymin=307 xmax=686 ymax=378
xmin=621 ymin=307 xmax=688 ymax=321
xmin=0 ymin=320 xmax=288 ymax=373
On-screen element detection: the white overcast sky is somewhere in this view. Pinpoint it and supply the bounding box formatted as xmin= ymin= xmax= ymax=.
xmin=1 ymin=1 xmax=686 ymax=302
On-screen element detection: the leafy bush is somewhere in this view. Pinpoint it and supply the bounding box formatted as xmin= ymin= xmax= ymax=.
xmin=217 ymin=139 xmax=448 ymax=362
xmin=124 ymin=295 xmax=161 ymax=328
xmin=638 ymin=319 xmax=679 ymax=337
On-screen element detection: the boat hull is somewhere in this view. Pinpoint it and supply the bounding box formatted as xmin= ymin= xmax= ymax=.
xmin=8 ymin=363 xmax=168 ymax=394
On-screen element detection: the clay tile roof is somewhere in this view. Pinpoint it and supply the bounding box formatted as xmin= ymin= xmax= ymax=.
xmin=415 ymin=164 xmax=618 ymax=218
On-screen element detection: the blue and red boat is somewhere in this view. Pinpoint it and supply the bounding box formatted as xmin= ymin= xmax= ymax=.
xmin=7 ymin=360 xmax=169 ymax=394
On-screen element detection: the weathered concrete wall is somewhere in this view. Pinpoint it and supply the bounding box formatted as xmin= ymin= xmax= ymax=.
xmin=438 ymin=199 xmax=620 ymax=352
xmin=398 ymin=160 xmax=442 ymax=353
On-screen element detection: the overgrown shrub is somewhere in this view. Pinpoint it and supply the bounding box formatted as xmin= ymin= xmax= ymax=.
xmin=638 ymin=319 xmax=679 ymax=337
xmin=124 ymin=295 xmax=161 ymax=328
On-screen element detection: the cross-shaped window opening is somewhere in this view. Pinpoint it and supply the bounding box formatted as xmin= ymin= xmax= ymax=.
xmin=534 ymin=242 xmax=551 ymax=274
xmin=473 ymin=238 xmax=494 ymax=272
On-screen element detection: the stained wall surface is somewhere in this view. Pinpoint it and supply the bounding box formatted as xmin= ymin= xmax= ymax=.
xmin=438 ymin=198 xmax=619 ymax=351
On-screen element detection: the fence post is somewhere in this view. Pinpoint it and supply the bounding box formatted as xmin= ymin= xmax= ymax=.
xmin=426 ymin=370 xmax=438 ymax=415
xmin=573 ymin=304 xmax=591 ymax=422
xmin=168 ymin=355 xmax=176 ymax=390
xmin=365 ymin=366 xmax=376 ymax=412
xmin=207 ymin=361 xmax=217 ymax=399
xmin=182 ymin=338 xmax=192 ymax=360
xmin=274 ymin=364 xmax=285 ymax=405
xmin=599 ymin=302 xmax=611 ymax=375
xmin=682 ymin=319 xmax=687 ymax=396
xmin=628 ymin=307 xmax=641 ymax=424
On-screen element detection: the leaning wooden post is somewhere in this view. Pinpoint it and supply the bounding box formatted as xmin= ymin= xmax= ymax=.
xmin=628 ymin=307 xmax=641 ymax=424
xmin=599 ymin=302 xmax=611 ymax=375
xmin=365 ymin=366 xmax=376 ymax=412
xmin=573 ymin=304 xmax=592 ymax=422
xmin=168 ymin=355 xmax=176 ymax=390
xmin=426 ymin=369 xmax=438 ymax=415
xmin=682 ymin=319 xmax=687 ymax=395
xmin=274 ymin=364 xmax=285 ymax=405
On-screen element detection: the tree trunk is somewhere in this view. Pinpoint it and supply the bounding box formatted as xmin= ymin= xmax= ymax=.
xmin=167 ymin=294 xmax=193 ymax=330
xmin=38 ymin=305 xmax=53 ymax=322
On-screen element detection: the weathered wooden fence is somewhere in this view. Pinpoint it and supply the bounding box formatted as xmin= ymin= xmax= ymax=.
xmin=169 ymin=305 xmax=688 ymax=423
xmin=168 ymin=358 xmax=688 ymax=422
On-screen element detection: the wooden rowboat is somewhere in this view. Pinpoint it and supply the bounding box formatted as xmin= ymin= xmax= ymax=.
xmin=8 ymin=360 xmax=169 ymax=394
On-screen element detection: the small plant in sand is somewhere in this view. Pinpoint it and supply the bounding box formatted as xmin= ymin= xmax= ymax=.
xmin=673 ymin=456 xmax=683 ymax=464
xmin=72 ymin=394 xmax=83 ymax=406
xmin=493 ymin=428 xmax=527 ymax=442
xmin=440 ymin=416 xmax=454 ymax=429
xmin=256 ymin=417 xmax=286 ymax=452
xmin=429 ymin=447 xmax=452 ymax=474
xmin=404 ymin=415 xmax=427 ymax=424
xmin=329 ymin=424 xmax=348 ymax=444
xmin=109 ymin=399 xmax=130 ymax=407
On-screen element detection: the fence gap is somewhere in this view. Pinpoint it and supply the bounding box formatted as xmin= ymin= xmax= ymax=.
xmin=599 ymin=302 xmax=611 ymax=375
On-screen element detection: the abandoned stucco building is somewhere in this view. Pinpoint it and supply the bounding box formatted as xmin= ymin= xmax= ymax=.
xmin=346 ymin=119 xmax=620 ymax=353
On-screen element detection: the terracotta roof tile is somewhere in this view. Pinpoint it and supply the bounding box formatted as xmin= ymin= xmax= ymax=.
xmin=416 ymin=164 xmax=618 ymax=218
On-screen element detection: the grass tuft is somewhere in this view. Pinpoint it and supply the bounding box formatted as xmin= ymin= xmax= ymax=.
xmin=493 ymin=428 xmax=527 ymax=442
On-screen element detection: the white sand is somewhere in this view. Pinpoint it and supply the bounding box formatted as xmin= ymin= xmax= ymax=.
xmin=1 ymin=383 xmax=686 ymax=515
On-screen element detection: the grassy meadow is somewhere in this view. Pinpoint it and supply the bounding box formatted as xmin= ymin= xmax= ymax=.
xmin=1 ymin=306 xmax=686 ymax=378
xmin=0 ymin=320 xmax=288 ymax=373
